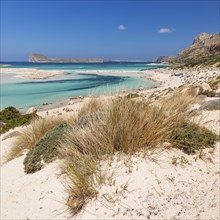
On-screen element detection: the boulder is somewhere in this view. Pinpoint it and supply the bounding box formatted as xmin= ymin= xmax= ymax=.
xmin=65 ymin=107 xmax=72 ymax=112
xmin=77 ymin=96 xmax=84 ymax=99
xmin=68 ymin=100 xmax=75 ymax=105
xmin=26 ymin=107 xmax=37 ymax=114
xmin=174 ymin=72 xmax=183 ymax=76
xmin=215 ymin=88 xmax=220 ymax=97
xmin=199 ymin=99 xmax=220 ymax=111
xmin=163 ymin=87 xmax=174 ymax=95
xmin=199 ymin=83 xmax=214 ymax=97
xmin=162 ymin=142 xmax=172 ymax=148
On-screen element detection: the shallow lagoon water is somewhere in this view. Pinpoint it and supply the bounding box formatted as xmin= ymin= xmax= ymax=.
xmin=0 ymin=62 xmax=162 ymax=110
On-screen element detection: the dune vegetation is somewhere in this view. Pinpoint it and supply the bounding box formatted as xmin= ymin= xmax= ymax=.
xmin=0 ymin=106 xmax=37 ymax=134
xmin=4 ymin=116 xmax=65 ymax=162
xmin=59 ymin=87 xmax=217 ymax=215
xmin=23 ymin=123 xmax=67 ymax=173
xmin=4 ymin=87 xmax=218 ymax=216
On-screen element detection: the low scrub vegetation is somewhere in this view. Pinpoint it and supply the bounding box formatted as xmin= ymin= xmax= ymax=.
xmin=23 ymin=123 xmax=67 ymax=173
xmin=5 ymin=116 xmax=64 ymax=162
xmin=4 ymin=88 xmax=217 ymax=215
xmin=0 ymin=106 xmax=37 ymax=134
xmin=173 ymin=55 xmax=220 ymax=67
xmin=169 ymin=122 xmax=217 ymax=154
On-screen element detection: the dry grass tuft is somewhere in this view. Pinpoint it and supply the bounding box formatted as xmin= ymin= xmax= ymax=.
xmin=60 ymin=146 xmax=98 ymax=215
xmin=5 ymin=116 xmax=64 ymax=162
xmin=60 ymin=88 xmax=203 ymax=215
xmin=159 ymin=86 xmax=201 ymax=113
xmin=77 ymin=98 xmax=103 ymax=120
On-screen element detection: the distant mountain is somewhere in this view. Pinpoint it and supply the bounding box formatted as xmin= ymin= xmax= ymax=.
xmin=29 ymin=54 xmax=104 ymax=63
xmin=152 ymin=32 xmax=220 ymax=66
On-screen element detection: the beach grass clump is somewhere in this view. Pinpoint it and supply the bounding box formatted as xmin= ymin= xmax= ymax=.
xmin=169 ymin=122 xmax=218 ymax=154
xmin=77 ymin=98 xmax=103 ymax=120
xmin=61 ymin=147 xmax=98 ymax=214
xmin=0 ymin=106 xmax=37 ymax=134
xmin=5 ymin=116 xmax=64 ymax=162
xmin=60 ymin=89 xmax=202 ymax=214
xmin=23 ymin=123 xmax=67 ymax=173
xmin=159 ymin=86 xmax=201 ymax=113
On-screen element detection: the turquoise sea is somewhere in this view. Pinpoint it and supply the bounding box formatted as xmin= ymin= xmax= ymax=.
xmin=0 ymin=62 xmax=164 ymax=111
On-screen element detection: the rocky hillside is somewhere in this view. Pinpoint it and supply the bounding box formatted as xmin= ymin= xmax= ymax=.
xmin=29 ymin=54 xmax=104 ymax=63
xmin=151 ymin=56 xmax=174 ymax=63
xmin=171 ymin=32 xmax=220 ymax=66
xmin=171 ymin=33 xmax=220 ymax=63
xmin=152 ymin=32 xmax=220 ymax=66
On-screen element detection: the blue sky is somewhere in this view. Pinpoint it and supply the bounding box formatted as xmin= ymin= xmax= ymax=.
xmin=1 ymin=0 xmax=219 ymax=61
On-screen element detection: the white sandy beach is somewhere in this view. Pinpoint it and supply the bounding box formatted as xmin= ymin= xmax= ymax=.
xmin=1 ymin=66 xmax=220 ymax=219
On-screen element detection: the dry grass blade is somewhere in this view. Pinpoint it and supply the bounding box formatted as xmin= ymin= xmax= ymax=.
xmin=77 ymin=98 xmax=103 ymax=120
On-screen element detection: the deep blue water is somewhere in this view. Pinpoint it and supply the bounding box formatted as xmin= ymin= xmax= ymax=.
xmin=0 ymin=61 xmax=161 ymax=71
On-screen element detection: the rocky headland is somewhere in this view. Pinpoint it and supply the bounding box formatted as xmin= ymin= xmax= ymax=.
xmin=152 ymin=32 xmax=220 ymax=66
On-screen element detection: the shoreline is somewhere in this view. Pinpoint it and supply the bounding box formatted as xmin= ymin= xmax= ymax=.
xmin=1 ymin=65 xmax=219 ymax=114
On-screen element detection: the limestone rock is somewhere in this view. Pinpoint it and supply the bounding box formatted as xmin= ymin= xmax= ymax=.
xmin=26 ymin=107 xmax=37 ymax=114
xmin=199 ymin=99 xmax=220 ymax=111
xmin=68 ymin=100 xmax=75 ymax=105
xmin=199 ymin=83 xmax=215 ymax=97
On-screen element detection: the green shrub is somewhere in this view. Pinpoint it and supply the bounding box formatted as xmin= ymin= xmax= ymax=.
xmin=0 ymin=106 xmax=38 ymax=134
xmin=169 ymin=122 xmax=218 ymax=154
xmin=23 ymin=123 xmax=67 ymax=173
xmin=0 ymin=106 xmax=20 ymax=121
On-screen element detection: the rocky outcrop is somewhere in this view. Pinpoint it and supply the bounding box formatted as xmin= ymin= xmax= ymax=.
xmin=151 ymin=56 xmax=174 ymax=63
xmin=199 ymin=99 xmax=220 ymax=111
xmin=29 ymin=54 xmax=104 ymax=63
xmin=171 ymin=32 xmax=220 ymax=66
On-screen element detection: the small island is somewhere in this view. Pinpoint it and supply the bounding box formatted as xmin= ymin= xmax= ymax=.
xmin=29 ymin=54 xmax=105 ymax=63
